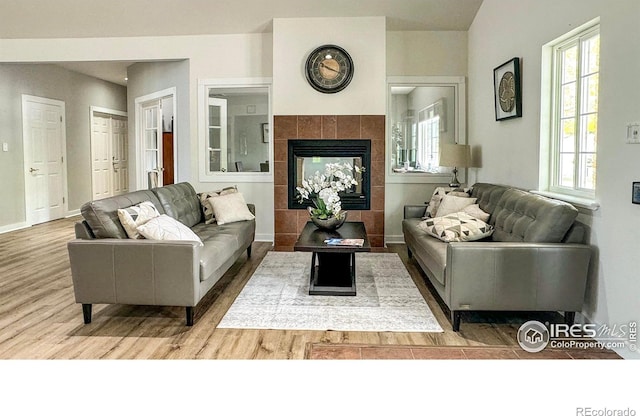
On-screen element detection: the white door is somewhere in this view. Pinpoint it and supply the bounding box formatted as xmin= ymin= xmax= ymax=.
xmin=207 ymin=97 xmax=227 ymax=172
xmin=91 ymin=111 xmax=128 ymax=199
xmin=22 ymin=95 xmax=66 ymax=225
xmin=142 ymin=101 xmax=163 ymax=187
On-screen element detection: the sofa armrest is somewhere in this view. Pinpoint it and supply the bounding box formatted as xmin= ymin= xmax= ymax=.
xmin=446 ymin=242 xmax=592 ymax=312
xmin=67 ymin=239 xmax=201 ymax=307
xmin=404 ymin=204 xmax=428 ymax=219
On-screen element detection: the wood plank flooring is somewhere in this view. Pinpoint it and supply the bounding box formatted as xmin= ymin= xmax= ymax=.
xmin=0 ymin=217 xmax=618 ymax=359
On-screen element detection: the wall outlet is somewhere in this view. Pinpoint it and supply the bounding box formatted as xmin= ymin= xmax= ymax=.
xmin=626 ymin=123 xmax=640 ymax=144
xmin=2 ymin=143 xmax=7 ymax=152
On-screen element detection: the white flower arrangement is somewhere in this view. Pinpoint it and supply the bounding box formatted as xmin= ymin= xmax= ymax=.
xmin=296 ymin=162 xmax=361 ymax=219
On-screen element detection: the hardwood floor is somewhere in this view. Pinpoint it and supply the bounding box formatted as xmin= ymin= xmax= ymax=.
xmin=0 ymin=216 xmax=611 ymax=359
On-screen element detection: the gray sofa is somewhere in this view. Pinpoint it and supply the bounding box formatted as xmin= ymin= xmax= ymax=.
xmin=67 ymin=182 xmax=255 ymax=326
xmin=403 ymin=183 xmax=591 ymax=331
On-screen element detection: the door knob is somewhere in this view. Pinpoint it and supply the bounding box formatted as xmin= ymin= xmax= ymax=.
xmin=29 ymin=167 xmax=39 ymax=173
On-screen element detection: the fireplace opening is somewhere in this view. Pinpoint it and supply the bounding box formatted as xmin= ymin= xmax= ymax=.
xmin=288 ymin=139 xmax=371 ymax=211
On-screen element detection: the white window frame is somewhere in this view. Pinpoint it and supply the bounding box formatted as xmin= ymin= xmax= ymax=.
xmin=538 ymin=19 xmax=600 ymax=209
xmin=198 ymin=78 xmax=273 ymax=183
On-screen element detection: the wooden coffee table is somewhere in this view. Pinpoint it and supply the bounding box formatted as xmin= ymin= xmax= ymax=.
xmin=293 ymin=221 xmax=371 ymax=296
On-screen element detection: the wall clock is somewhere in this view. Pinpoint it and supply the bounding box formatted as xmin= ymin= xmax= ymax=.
xmin=305 ymin=44 xmax=354 ymax=94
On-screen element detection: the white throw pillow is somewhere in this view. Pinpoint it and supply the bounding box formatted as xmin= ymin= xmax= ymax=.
xmin=117 ymin=200 xmax=161 ymax=239
xmin=418 ymin=212 xmax=494 ymax=242
xmin=425 ymin=187 xmax=471 ymax=218
xmin=462 ymin=204 xmax=490 ymax=222
xmin=198 ymin=186 xmax=237 ymax=224
xmin=207 ymin=192 xmax=255 ymax=225
xmin=435 ymin=194 xmax=478 ymax=217
xmin=137 ymin=214 xmax=203 ymax=246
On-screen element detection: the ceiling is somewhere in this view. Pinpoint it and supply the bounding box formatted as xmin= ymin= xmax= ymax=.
xmin=1 ymin=0 xmax=483 ymax=86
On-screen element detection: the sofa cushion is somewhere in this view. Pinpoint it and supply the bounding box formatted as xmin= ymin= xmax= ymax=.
xmin=81 ymin=190 xmax=164 ymax=239
xmin=402 ymin=218 xmax=448 ymax=286
xmin=491 ymin=188 xmax=579 ymax=243
xmin=137 ymin=214 xmax=203 ymax=245
xmin=192 ymin=220 xmax=255 ymax=281
xmin=117 ymin=201 xmax=161 ymax=239
xmin=153 ymin=183 xmax=202 ymax=227
xmin=470 ymin=183 xmax=510 ymax=222
xmin=208 ymin=192 xmax=255 ymax=225
xmin=419 ymin=212 xmax=494 ymax=242
xmin=435 ymin=194 xmax=477 ymax=217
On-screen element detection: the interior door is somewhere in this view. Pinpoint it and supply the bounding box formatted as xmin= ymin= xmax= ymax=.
xmin=207 ymin=97 xmax=227 ymax=172
xmin=142 ymin=101 xmax=163 ymax=187
xmin=22 ymin=96 xmax=66 ymax=225
xmin=111 ymin=115 xmax=129 ymax=195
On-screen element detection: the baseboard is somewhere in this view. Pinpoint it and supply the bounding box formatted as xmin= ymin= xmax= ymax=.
xmin=384 ymin=235 xmax=405 ymax=245
xmin=0 ymin=222 xmax=29 ymax=235
xmin=65 ymin=210 xmax=81 ymax=218
xmin=255 ymin=233 xmax=274 ymax=243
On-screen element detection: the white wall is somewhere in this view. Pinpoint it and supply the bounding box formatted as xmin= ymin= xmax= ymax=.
xmin=384 ymin=31 xmax=468 ymax=242
xmin=273 ymin=17 xmax=386 ymax=115
xmin=468 ymin=0 xmax=640 ymax=359
xmin=0 ymin=63 xmax=126 ymax=230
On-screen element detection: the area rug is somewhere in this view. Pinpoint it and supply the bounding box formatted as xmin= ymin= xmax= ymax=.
xmin=304 ymin=343 xmax=623 ymax=360
xmin=217 ymin=251 xmax=443 ymax=332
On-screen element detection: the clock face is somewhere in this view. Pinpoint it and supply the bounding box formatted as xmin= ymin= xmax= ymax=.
xmin=305 ymin=45 xmax=354 ymax=94
xmin=498 ymin=71 xmax=516 ymax=112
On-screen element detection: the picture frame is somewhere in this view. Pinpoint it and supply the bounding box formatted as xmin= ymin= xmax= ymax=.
xmin=493 ymin=57 xmax=522 ymax=121
xmin=632 ymin=182 xmax=640 ymax=204
xmin=261 ymin=123 xmax=269 ymax=143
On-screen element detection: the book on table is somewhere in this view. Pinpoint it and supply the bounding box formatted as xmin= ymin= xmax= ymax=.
xmin=323 ymin=238 xmax=365 ymax=247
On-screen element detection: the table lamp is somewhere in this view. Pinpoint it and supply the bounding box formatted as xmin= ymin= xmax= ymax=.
xmin=439 ymin=143 xmax=471 ymax=188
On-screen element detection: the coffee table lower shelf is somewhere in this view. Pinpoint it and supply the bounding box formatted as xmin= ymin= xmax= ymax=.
xmin=309 ymin=252 xmax=356 ymax=296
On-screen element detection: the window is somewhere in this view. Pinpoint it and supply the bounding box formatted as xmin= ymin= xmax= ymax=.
xmin=549 ymin=24 xmax=599 ymax=197
xmin=198 ymin=79 xmax=272 ymax=182
xmin=417 ymin=104 xmax=441 ymax=172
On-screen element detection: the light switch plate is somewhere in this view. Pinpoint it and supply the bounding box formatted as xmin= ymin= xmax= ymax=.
xmin=2 ymin=143 xmax=8 ymax=152
xmin=627 ymin=123 xmax=640 ymax=144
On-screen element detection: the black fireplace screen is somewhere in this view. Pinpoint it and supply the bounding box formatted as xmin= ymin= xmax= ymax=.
xmin=288 ymin=139 xmax=371 ymax=210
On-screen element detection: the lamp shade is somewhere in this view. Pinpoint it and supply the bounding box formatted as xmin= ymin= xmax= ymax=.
xmin=439 ymin=144 xmax=471 ymax=168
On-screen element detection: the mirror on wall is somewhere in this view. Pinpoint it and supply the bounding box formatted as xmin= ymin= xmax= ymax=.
xmin=204 ymin=85 xmax=270 ymax=174
xmin=387 ymin=77 xmax=466 ymax=182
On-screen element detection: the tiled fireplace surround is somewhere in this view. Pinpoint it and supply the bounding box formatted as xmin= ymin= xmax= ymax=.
xmin=273 ymin=115 xmax=385 ymax=249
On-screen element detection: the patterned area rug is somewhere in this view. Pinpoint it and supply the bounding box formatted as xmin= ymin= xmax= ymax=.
xmin=217 ymin=251 xmax=443 ymax=332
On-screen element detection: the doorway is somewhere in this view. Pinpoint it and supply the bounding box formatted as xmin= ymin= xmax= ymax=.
xmin=21 ymin=95 xmax=68 ymax=225
xmin=135 ymin=88 xmax=176 ymax=189
xmin=90 ymin=107 xmax=129 ymax=200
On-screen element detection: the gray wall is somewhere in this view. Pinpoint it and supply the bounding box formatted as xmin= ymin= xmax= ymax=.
xmin=0 ymin=63 xmax=127 ymax=228
xmin=127 ymin=60 xmax=190 ymax=189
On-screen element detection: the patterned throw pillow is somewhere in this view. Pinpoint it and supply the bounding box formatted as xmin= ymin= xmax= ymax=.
xmin=207 ymin=192 xmax=255 ymax=225
xmin=435 ymin=194 xmax=477 ymax=218
xmin=198 ymin=186 xmax=237 ymax=224
xmin=418 ymin=211 xmax=494 ymax=242
xmin=117 ymin=201 xmax=161 ymax=239
xmin=425 ymin=186 xmax=471 ymax=218
xmin=137 ymin=214 xmax=203 ymax=246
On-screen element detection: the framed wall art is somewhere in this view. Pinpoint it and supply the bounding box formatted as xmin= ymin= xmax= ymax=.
xmin=493 ymin=57 xmax=522 ymax=121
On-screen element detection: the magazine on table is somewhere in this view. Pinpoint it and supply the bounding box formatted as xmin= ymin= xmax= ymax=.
xmin=323 ymin=238 xmax=365 ymax=247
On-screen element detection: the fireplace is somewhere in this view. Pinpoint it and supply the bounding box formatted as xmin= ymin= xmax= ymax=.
xmin=273 ymin=115 xmax=385 ymax=248
xmin=288 ymin=139 xmax=371 ymax=211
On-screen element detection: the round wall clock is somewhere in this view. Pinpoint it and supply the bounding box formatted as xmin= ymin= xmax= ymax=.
xmin=305 ymin=44 xmax=354 ymax=94
xmin=498 ymin=71 xmax=516 ymax=112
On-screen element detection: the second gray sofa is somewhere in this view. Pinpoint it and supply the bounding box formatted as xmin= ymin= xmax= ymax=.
xmin=403 ymin=183 xmax=592 ymax=331
xmin=67 ymin=182 xmax=255 ymax=326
